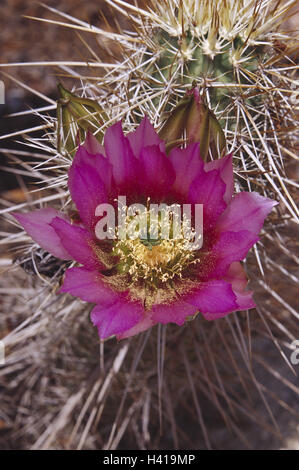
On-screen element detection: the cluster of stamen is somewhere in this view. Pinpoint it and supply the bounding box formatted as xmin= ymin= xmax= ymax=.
xmin=112 ymin=204 xmax=200 ymax=285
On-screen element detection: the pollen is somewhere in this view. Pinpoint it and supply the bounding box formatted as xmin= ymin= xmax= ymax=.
xmin=113 ymin=237 xmax=199 ymax=285
xmin=112 ymin=203 xmax=201 ymax=286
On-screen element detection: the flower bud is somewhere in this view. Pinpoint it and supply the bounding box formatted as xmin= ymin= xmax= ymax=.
xmin=159 ymin=86 xmax=226 ymax=161
xmin=57 ymin=84 xmax=108 ymax=157
xmin=159 ymin=94 xmax=192 ymax=148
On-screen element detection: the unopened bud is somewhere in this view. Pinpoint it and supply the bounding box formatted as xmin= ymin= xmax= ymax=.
xmin=159 ymin=95 xmax=192 ymax=148
xmin=57 ymin=84 xmax=108 ymax=157
xmin=159 ymin=86 xmax=226 ymax=161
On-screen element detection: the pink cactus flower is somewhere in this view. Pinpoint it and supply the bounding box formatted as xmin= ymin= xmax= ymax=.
xmin=14 ymin=117 xmax=277 ymax=340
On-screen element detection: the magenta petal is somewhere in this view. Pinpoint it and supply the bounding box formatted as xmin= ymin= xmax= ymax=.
xmin=188 ymin=168 xmax=226 ymax=224
xmin=68 ymin=159 xmax=107 ymax=231
xmin=151 ymin=299 xmax=198 ymax=326
xmin=83 ymin=130 xmax=106 ymax=155
xmin=217 ymin=191 xmax=278 ymax=235
xmin=14 ymin=208 xmax=71 ymax=260
xmin=210 ymin=230 xmax=259 ymax=276
xmin=139 ymin=145 xmax=176 ymax=198
xmin=104 ymin=121 xmax=139 ymax=188
xmin=91 ymin=299 xmax=143 ymax=339
xmin=73 ymin=145 xmax=112 ymax=193
xmin=225 ymin=262 xmax=256 ymax=310
xmin=127 ymin=116 xmax=162 ymax=158
xmin=226 ymin=261 xmax=248 ymax=290
xmin=233 ymin=290 xmax=256 ymax=311
xmin=60 ymin=267 xmax=119 ymax=305
xmin=204 ymin=153 xmax=233 ymax=204
xmin=50 ymin=217 xmax=100 ymax=269
xmin=185 ymin=280 xmax=238 ymax=318
xmin=116 ymin=314 xmax=153 ymax=340
xmin=169 ymin=143 xmax=203 ymax=196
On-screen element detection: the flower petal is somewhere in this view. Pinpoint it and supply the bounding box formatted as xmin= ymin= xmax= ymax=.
xmin=139 ymin=145 xmax=176 ymax=199
xmin=204 ymin=153 xmax=233 ymax=204
xmin=188 ymin=167 xmax=227 ymax=225
xmin=185 ymin=280 xmax=238 ymax=318
xmin=225 ymin=262 xmax=256 ymax=310
xmin=151 ymin=299 xmax=198 ymax=326
xmin=169 ymin=143 xmax=203 ymax=196
xmin=74 ymin=144 xmax=112 ymax=192
xmin=127 ymin=116 xmax=162 ymax=158
xmin=68 ymin=159 xmax=107 ymax=231
xmin=91 ymin=299 xmax=143 ymax=339
xmin=217 ymin=191 xmax=278 ymax=235
xmin=209 ymin=230 xmax=259 ymax=277
xmin=234 ymin=290 xmax=256 ymax=311
xmin=116 ymin=314 xmax=153 ymax=340
xmin=104 ymin=121 xmax=139 ymax=188
xmin=60 ymin=267 xmax=119 ymax=305
xmin=13 ymin=208 xmax=71 ymax=260
xmin=83 ymin=130 xmax=106 ymax=155
xmin=50 ymin=217 xmax=100 ymax=269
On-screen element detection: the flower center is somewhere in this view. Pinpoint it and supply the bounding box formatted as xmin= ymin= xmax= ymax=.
xmin=94 ymin=201 xmax=203 ymax=308
xmin=113 ymin=236 xmax=199 ymax=285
